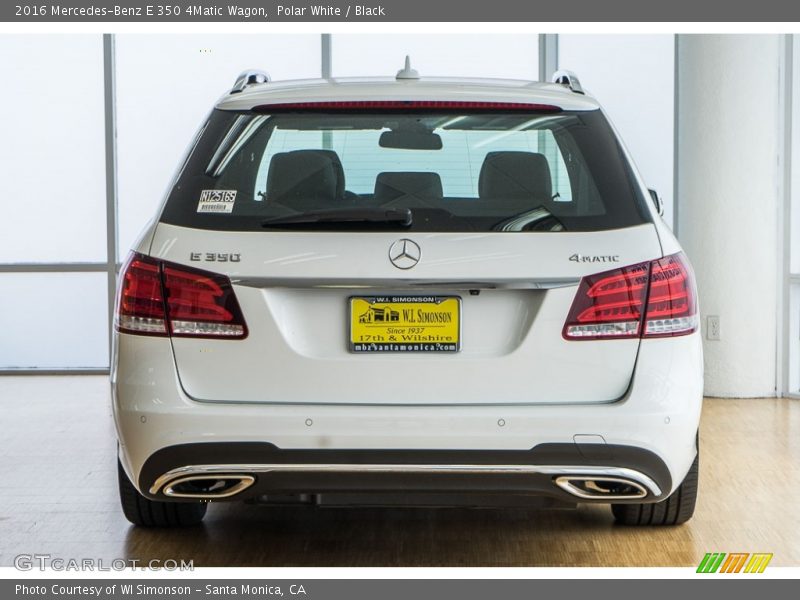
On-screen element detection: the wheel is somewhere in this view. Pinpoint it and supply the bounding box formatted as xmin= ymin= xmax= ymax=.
xmin=117 ymin=460 xmax=207 ymax=527
xmin=612 ymin=447 xmax=699 ymax=526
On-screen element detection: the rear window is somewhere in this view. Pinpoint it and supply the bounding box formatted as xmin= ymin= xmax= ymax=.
xmin=160 ymin=108 xmax=650 ymax=232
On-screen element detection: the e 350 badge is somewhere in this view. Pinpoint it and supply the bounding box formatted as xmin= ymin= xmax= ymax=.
xmin=190 ymin=253 xmax=241 ymax=263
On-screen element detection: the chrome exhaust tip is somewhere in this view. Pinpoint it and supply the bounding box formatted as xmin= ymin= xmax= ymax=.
xmin=162 ymin=474 xmax=255 ymax=499
xmin=554 ymin=475 xmax=649 ymax=500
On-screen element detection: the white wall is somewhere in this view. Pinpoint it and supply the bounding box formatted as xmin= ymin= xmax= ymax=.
xmin=558 ymin=35 xmax=675 ymax=228
xmin=678 ymin=35 xmax=780 ymax=397
xmin=0 ymin=35 xmax=107 ymax=262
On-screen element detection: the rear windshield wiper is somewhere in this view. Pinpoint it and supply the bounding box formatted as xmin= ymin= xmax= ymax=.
xmin=493 ymin=206 xmax=565 ymax=232
xmin=262 ymin=207 xmax=413 ymax=229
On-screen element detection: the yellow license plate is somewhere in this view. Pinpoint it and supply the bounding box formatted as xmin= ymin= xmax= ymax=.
xmin=350 ymin=296 xmax=461 ymax=353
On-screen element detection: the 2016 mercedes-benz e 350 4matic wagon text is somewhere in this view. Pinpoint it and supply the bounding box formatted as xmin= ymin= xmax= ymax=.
xmin=112 ymin=63 xmax=702 ymax=527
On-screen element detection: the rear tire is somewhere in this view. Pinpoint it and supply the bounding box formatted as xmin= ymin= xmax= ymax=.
xmin=611 ymin=448 xmax=698 ymax=526
xmin=117 ymin=460 xmax=207 ymax=527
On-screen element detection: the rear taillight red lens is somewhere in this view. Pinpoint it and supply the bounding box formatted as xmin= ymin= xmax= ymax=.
xmin=642 ymin=253 xmax=698 ymax=337
xmin=562 ymin=262 xmax=650 ymax=339
xmin=115 ymin=253 xmax=247 ymax=339
xmin=115 ymin=254 xmax=167 ymax=335
xmin=162 ymin=264 xmax=246 ymax=338
xmin=563 ymin=252 xmax=698 ymax=340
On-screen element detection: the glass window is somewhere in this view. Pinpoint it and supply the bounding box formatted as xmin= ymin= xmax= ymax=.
xmin=789 ymin=36 xmax=800 ymax=394
xmin=252 ymin=120 xmax=572 ymax=201
xmin=790 ymin=36 xmax=800 ymax=275
xmin=790 ymin=284 xmax=800 ymax=394
xmin=115 ymin=34 xmax=323 ymax=256
xmin=0 ymin=273 xmax=108 ymax=369
xmin=160 ymin=108 xmax=649 ymax=233
xmin=0 ymin=35 xmax=106 ymax=263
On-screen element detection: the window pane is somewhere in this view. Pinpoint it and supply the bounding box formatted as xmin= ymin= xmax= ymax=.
xmin=0 ymin=35 xmax=106 ymax=262
xmin=159 ymin=109 xmax=648 ymax=233
xmin=791 ymin=284 xmax=800 ymax=394
xmin=332 ymin=34 xmax=538 ymax=80
xmin=790 ymin=37 xmax=800 ymax=395
xmin=0 ymin=273 xmax=108 ymax=369
xmin=558 ymin=35 xmax=675 ymax=228
xmin=115 ymin=34 xmax=322 ymax=256
xmin=790 ymin=36 xmax=800 ymax=274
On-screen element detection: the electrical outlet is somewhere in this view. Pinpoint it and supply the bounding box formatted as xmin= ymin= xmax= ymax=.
xmin=707 ymin=315 xmax=721 ymax=341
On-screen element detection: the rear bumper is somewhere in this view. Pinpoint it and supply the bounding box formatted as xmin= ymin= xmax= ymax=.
xmin=111 ymin=331 xmax=703 ymax=504
xmin=138 ymin=442 xmax=671 ymax=504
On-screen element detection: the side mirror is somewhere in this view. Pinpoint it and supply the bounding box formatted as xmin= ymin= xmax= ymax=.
xmin=648 ymin=189 xmax=665 ymax=217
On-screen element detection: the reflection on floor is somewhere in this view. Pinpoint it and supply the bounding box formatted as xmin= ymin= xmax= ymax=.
xmin=0 ymin=376 xmax=798 ymax=567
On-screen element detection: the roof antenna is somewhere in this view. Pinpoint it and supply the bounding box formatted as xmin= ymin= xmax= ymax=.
xmin=396 ymin=55 xmax=420 ymax=80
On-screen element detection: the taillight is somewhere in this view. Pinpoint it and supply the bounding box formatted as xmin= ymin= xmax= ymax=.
xmin=563 ymin=252 xmax=698 ymax=340
xmin=252 ymin=100 xmax=562 ymax=113
xmin=642 ymin=253 xmax=698 ymax=337
xmin=562 ymin=262 xmax=650 ymax=339
xmin=115 ymin=253 xmax=247 ymax=339
xmin=115 ymin=254 xmax=167 ymax=335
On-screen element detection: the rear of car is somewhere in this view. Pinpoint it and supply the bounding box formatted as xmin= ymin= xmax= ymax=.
xmin=111 ymin=73 xmax=702 ymax=527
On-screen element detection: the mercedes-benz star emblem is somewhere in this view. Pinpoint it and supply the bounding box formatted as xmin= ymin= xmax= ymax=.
xmin=388 ymin=239 xmax=421 ymax=270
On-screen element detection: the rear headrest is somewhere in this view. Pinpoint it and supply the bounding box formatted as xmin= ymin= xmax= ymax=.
xmin=374 ymin=172 xmax=444 ymax=203
xmin=478 ymin=151 xmax=553 ymax=202
xmin=266 ymin=150 xmax=344 ymax=209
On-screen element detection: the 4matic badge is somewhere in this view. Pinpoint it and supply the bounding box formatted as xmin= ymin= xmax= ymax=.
xmin=569 ymin=253 xmax=620 ymax=264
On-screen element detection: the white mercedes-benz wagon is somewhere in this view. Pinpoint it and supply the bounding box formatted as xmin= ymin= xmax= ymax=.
xmin=112 ymin=63 xmax=703 ymax=527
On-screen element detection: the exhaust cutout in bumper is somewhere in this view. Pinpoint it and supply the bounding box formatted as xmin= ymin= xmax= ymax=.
xmin=162 ymin=474 xmax=255 ymax=499
xmin=554 ymin=475 xmax=648 ymax=500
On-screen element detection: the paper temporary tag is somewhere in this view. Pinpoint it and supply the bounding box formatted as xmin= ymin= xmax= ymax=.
xmin=197 ymin=190 xmax=237 ymax=213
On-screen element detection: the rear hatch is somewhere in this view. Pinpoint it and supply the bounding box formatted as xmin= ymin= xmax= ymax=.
xmin=146 ymin=101 xmax=661 ymax=405
xmin=149 ymin=225 xmax=660 ymax=405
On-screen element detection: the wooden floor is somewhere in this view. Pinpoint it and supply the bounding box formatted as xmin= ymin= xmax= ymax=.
xmin=1 ymin=375 xmax=798 ymax=567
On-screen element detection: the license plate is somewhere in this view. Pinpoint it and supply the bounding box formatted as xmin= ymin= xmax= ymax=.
xmin=349 ymin=296 xmax=461 ymax=353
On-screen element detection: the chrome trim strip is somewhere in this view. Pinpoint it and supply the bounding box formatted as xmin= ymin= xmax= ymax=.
xmin=162 ymin=474 xmax=255 ymax=499
xmin=232 ymin=278 xmax=580 ymax=290
xmin=150 ymin=464 xmax=661 ymax=498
